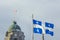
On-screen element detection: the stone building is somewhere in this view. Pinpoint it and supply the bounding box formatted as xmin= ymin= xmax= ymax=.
xmin=5 ymin=21 xmax=25 ymax=40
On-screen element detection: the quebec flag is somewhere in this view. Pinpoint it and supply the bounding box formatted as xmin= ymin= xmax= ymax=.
xmin=33 ymin=19 xmax=54 ymax=36
xmin=33 ymin=19 xmax=45 ymax=34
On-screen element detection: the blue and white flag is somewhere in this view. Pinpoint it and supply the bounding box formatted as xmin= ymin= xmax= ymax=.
xmin=33 ymin=19 xmax=45 ymax=34
xmin=33 ymin=19 xmax=54 ymax=36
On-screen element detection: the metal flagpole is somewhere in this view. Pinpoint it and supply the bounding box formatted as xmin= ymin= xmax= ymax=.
xmin=42 ymin=34 xmax=44 ymax=40
xmin=32 ymin=14 xmax=34 ymax=40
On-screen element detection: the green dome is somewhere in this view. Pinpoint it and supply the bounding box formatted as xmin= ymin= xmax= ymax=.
xmin=8 ymin=21 xmax=21 ymax=32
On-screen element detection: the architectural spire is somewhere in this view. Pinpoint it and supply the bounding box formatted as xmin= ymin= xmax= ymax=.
xmin=13 ymin=9 xmax=17 ymax=21
xmin=4 ymin=9 xmax=25 ymax=40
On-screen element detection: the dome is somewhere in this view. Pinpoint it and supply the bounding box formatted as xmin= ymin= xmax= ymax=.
xmin=8 ymin=21 xmax=21 ymax=32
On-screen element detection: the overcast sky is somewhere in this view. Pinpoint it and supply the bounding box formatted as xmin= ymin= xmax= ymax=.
xmin=0 ymin=0 xmax=60 ymax=40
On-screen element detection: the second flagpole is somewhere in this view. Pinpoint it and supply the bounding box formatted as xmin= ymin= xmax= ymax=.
xmin=42 ymin=34 xmax=44 ymax=40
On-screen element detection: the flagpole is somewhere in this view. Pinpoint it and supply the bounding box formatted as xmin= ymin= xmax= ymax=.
xmin=32 ymin=14 xmax=34 ymax=40
xmin=42 ymin=34 xmax=44 ymax=40
xmin=42 ymin=25 xmax=45 ymax=40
